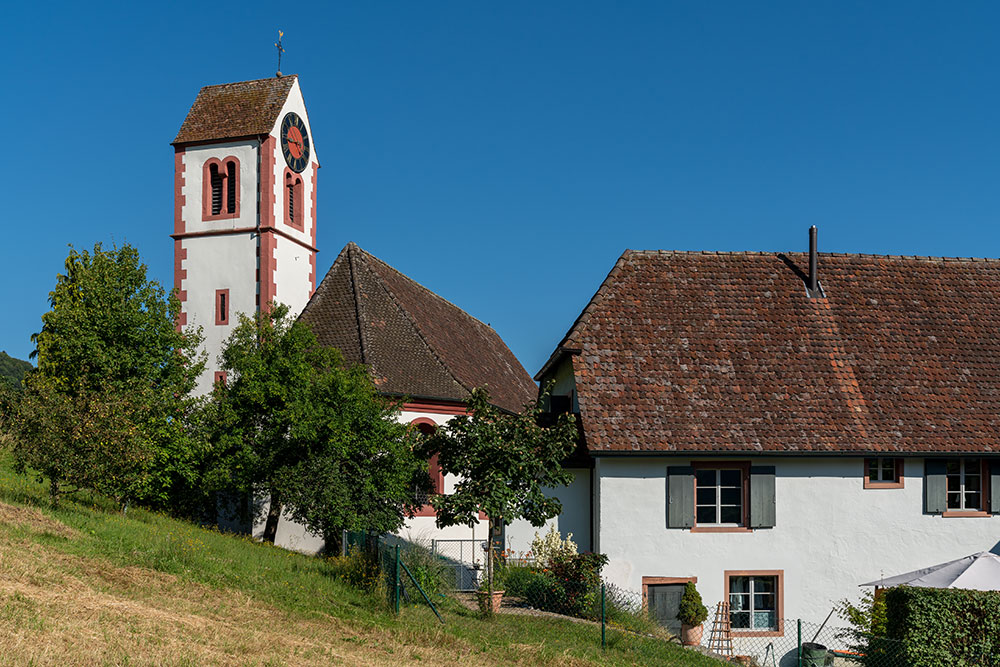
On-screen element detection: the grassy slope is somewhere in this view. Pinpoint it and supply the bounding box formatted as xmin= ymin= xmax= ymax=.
xmin=0 ymin=456 xmax=723 ymax=666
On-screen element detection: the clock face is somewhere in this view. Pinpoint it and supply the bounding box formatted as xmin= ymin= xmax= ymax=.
xmin=280 ymin=112 xmax=310 ymax=173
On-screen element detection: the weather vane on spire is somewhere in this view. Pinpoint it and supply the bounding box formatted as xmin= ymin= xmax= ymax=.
xmin=275 ymin=30 xmax=285 ymax=77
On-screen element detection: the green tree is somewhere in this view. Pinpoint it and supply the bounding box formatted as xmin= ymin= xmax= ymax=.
xmin=9 ymin=243 xmax=205 ymax=509
xmin=419 ymin=387 xmax=578 ymax=601
xmin=210 ymin=304 xmax=429 ymax=544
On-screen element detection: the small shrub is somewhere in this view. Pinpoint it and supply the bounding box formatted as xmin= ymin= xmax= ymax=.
xmin=530 ymin=525 xmax=577 ymax=568
xmin=327 ymin=546 xmax=382 ymax=593
xmin=399 ymin=542 xmax=447 ymax=598
xmin=677 ymin=581 xmax=707 ymax=626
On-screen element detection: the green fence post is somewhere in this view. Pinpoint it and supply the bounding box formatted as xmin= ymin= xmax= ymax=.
xmin=601 ymin=583 xmax=606 ymax=649
xmin=797 ymin=619 xmax=802 ymax=667
xmin=394 ymin=544 xmax=400 ymax=615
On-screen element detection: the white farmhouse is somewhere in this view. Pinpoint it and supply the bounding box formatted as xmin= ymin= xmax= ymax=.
xmin=530 ymin=238 xmax=1000 ymax=636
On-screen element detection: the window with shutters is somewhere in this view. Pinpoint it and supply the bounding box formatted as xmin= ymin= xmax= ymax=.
xmin=202 ymin=157 xmax=240 ymax=220
xmin=725 ymin=570 xmax=783 ymax=636
xmin=864 ymin=457 xmax=904 ymax=489
xmin=284 ymin=169 xmax=303 ymax=230
xmin=668 ymin=463 xmax=775 ymax=532
xmin=925 ymin=458 xmax=998 ymax=517
xmin=692 ymin=462 xmax=749 ymax=532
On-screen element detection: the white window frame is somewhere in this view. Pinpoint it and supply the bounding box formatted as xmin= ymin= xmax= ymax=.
xmin=695 ymin=467 xmax=744 ymax=526
xmin=946 ymin=458 xmax=983 ymax=511
xmin=729 ymin=575 xmax=778 ymax=632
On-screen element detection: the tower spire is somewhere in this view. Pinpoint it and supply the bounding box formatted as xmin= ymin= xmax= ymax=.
xmin=275 ymin=30 xmax=285 ymax=77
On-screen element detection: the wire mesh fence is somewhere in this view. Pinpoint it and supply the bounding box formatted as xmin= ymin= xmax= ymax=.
xmin=697 ymin=607 xmax=908 ymax=667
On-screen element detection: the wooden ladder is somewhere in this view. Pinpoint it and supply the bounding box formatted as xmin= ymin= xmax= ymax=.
xmin=707 ymin=602 xmax=734 ymax=657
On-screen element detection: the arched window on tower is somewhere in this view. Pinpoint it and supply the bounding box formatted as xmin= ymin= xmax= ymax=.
xmin=203 ymin=157 xmax=240 ymax=221
xmin=284 ymin=169 xmax=303 ymax=230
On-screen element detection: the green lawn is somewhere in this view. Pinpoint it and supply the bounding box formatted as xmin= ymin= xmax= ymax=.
xmin=0 ymin=453 xmax=723 ymax=666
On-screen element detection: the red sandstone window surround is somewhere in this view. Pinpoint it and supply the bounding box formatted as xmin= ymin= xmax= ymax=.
xmin=202 ymin=157 xmax=240 ymax=221
xmin=284 ymin=168 xmax=304 ymax=230
xmin=864 ymin=457 xmax=904 ymax=489
xmin=214 ymin=371 xmax=227 ymax=387
xmin=215 ymin=289 xmax=230 ymax=325
xmin=412 ymin=420 xmax=443 ymax=517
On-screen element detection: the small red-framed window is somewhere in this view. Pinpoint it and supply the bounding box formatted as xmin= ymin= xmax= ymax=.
xmin=214 ymin=371 xmax=227 ymax=387
xmin=202 ymin=157 xmax=240 ymax=221
xmin=864 ymin=458 xmax=904 ymax=489
xmin=284 ymin=168 xmax=304 ymax=230
xmin=215 ymin=289 xmax=230 ymax=325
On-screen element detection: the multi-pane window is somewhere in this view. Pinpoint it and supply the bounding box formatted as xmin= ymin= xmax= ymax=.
xmin=696 ymin=468 xmax=743 ymax=525
xmin=946 ymin=458 xmax=982 ymax=511
xmin=868 ymin=458 xmax=898 ymax=483
xmin=729 ymin=575 xmax=777 ymax=631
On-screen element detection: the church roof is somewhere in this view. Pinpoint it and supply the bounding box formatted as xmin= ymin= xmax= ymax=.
xmin=543 ymin=249 xmax=1000 ymax=454
xmin=173 ymin=76 xmax=297 ymax=145
xmin=300 ymin=243 xmax=537 ymax=414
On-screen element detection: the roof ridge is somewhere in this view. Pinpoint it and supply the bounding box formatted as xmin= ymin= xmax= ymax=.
xmin=197 ymin=74 xmax=298 ymax=90
xmin=346 ymin=245 xmax=371 ymax=366
xmin=628 ymin=249 xmax=1000 ymax=263
xmin=350 ymin=245 xmax=471 ymax=396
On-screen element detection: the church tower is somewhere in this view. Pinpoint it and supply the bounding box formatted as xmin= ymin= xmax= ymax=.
xmin=172 ymin=76 xmax=319 ymax=394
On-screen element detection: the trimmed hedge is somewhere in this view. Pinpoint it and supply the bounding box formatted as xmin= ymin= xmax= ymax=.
xmin=885 ymin=586 xmax=1000 ymax=666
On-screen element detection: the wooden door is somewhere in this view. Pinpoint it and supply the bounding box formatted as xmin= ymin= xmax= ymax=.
xmin=648 ymin=584 xmax=685 ymax=635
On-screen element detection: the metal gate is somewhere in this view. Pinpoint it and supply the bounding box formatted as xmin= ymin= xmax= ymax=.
xmin=430 ymin=539 xmax=488 ymax=591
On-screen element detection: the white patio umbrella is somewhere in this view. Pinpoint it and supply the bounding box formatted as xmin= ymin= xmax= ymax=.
xmin=861 ymin=550 xmax=1000 ymax=591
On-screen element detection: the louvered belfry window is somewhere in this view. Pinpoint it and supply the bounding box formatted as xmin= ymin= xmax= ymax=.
xmin=226 ymin=161 xmax=237 ymax=214
xmin=210 ymin=164 xmax=223 ymax=215
xmin=288 ymin=180 xmax=295 ymax=224
xmin=285 ymin=171 xmax=303 ymax=229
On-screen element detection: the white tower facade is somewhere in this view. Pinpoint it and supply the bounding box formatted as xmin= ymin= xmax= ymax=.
xmin=172 ymin=76 xmax=319 ymax=394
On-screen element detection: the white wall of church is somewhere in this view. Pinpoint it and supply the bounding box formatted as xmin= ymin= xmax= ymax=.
xmin=273 ymin=235 xmax=313 ymax=316
xmin=181 ymin=140 xmax=260 ymax=233
xmin=181 ymin=233 xmax=257 ymax=395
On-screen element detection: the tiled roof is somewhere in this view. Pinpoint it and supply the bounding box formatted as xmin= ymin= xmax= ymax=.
xmin=545 ymin=250 xmax=1000 ymax=454
xmin=173 ymin=76 xmax=296 ymax=145
xmin=300 ymin=243 xmax=537 ymax=414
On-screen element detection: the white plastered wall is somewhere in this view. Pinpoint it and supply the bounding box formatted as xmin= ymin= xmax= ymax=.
xmin=273 ymin=235 xmax=313 ymax=316
xmin=504 ymin=468 xmax=591 ymax=556
xmin=265 ymin=78 xmax=318 ymax=257
xmin=595 ymin=455 xmax=1000 ymax=628
xmin=178 ymin=141 xmax=261 ymax=396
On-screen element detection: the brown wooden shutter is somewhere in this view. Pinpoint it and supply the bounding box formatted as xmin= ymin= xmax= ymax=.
xmin=749 ymin=466 xmax=776 ymax=528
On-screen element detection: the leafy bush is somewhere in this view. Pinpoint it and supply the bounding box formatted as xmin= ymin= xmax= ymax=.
xmin=530 ymin=525 xmax=577 ymax=567
xmin=677 ymin=581 xmax=707 ymax=626
xmin=885 ymin=585 xmax=1000 ymax=665
xmin=835 ymin=589 xmax=890 ymax=664
xmin=326 ymin=546 xmax=383 ymax=593
xmin=399 ymin=542 xmax=447 ymax=598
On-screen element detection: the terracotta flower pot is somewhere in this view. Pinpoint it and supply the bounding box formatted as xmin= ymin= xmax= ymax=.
xmin=680 ymin=622 xmax=703 ymax=646
xmin=476 ymin=589 xmax=505 ymax=613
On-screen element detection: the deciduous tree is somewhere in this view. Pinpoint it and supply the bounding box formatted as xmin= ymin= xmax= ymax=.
xmin=9 ymin=243 xmax=205 ymax=510
xmin=419 ymin=387 xmax=578 ymax=600
xmin=211 ymin=304 xmax=429 ymax=544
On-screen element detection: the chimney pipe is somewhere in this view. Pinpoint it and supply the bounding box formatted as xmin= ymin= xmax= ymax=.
xmin=808 ymin=226 xmax=818 ymax=294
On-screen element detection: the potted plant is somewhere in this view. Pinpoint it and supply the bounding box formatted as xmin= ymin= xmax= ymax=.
xmin=476 ymin=567 xmax=505 ymax=614
xmin=677 ymin=581 xmax=708 ymax=646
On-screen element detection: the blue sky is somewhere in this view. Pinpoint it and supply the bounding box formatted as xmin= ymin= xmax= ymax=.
xmin=2 ymin=2 xmax=999 ymax=374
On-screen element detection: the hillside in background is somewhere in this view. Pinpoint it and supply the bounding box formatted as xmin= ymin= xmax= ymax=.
xmin=0 ymin=351 xmax=31 ymax=386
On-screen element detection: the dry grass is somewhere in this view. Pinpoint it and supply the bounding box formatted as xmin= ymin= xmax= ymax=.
xmin=0 ymin=518 xmax=518 ymax=666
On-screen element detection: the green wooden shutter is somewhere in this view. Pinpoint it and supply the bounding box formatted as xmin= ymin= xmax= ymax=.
xmin=667 ymin=466 xmax=694 ymax=528
xmin=990 ymin=460 xmax=1000 ymax=515
xmin=924 ymin=459 xmax=948 ymax=514
xmin=749 ymin=466 xmax=776 ymax=528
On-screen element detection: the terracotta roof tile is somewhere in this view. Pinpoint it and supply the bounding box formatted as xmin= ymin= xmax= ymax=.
xmin=546 ymin=250 xmax=1000 ymax=454
xmin=301 ymin=243 xmax=537 ymax=414
xmin=173 ymin=76 xmax=296 ymax=145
